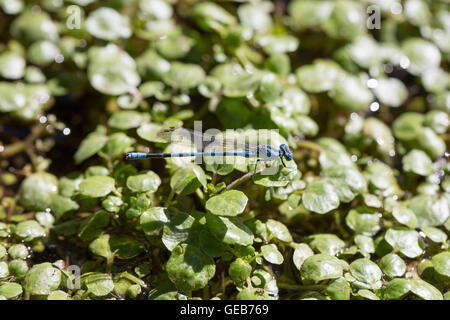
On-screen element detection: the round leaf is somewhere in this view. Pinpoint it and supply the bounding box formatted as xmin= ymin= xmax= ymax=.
xmin=166 ymin=244 xmax=216 ymax=293
xmin=205 ymin=190 xmax=248 ymax=217
xmin=79 ymin=176 xmax=115 ymax=198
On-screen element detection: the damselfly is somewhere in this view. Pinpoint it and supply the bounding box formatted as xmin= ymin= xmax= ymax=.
xmin=125 ymin=128 xmax=293 ymax=168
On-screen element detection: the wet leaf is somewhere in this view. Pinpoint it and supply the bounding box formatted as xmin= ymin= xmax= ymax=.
xmin=86 ymin=7 xmax=131 ymax=41
xmin=18 ymin=172 xmax=58 ymax=211
xmin=345 ymin=207 xmax=381 ymax=236
xmin=24 ymin=263 xmax=61 ymax=296
xmin=205 ymin=213 xmax=254 ymax=246
xmin=83 ymin=272 xmax=114 ymax=297
xmin=170 ymin=165 xmax=207 ymax=196
xmin=292 ymin=243 xmax=314 ymax=271
xmin=261 ymin=244 xmax=284 ymax=265
xmin=266 ymin=219 xmax=293 ymax=243
xmin=14 ymin=220 xmax=46 ymax=241
xmin=301 ymin=254 xmax=344 ymax=283
xmin=431 ymin=252 xmax=450 ymax=278
xmin=302 ymin=181 xmax=340 ymax=214
xmin=379 ymin=253 xmax=406 ymax=278
xmin=126 ymin=171 xmax=161 ymax=193
xmin=79 ymin=176 xmax=115 ymax=198
xmin=349 ymin=258 xmax=382 ymax=286
xmin=306 ymin=234 xmax=346 ymax=256
xmin=205 ymin=190 xmax=248 ymax=217
xmin=166 ymin=244 xmax=215 ymax=293
xmin=384 ymin=228 xmax=423 ymax=258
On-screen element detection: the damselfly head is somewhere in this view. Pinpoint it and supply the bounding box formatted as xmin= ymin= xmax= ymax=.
xmin=279 ymin=144 xmax=293 ymax=161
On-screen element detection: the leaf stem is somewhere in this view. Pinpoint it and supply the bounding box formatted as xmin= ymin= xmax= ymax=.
xmin=1 ymin=125 xmax=45 ymax=159
xmin=196 ymin=188 xmax=206 ymax=206
xmin=164 ymin=189 xmax=175 ymax=207
xmin=225 ymin=167 xmax=265 ymax=191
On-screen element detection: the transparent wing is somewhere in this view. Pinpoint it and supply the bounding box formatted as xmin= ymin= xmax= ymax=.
xmin=156 ymin=127 xmax=266 ymax=153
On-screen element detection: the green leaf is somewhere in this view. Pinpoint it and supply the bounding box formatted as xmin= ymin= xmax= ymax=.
xmin=424 ymin=110 xmax=449 ymax=134
xmin=392 ymin=204 xmax=418 ymax=229
xmin=205 ymin=190 xmax=248 ymax=217
xmin=140 ymin=207 xmax=169 ymax=237
xmin=89 ymin=234 xmax=113 ymax=260
xmin=88 ymin=44 xmax=140 ymax=96
xmin=102 ymin=132 xmax=135 ymax=159
xmin=24 ymin=263 xmax=61 ymax=296
xmin=74 ymin=131 xmax=108 ymax=164
xmin=14 ymin=220 xmax=46 ymax=241
xmin=408 ymin=194 xmax=449 ymax=227
xmin=191 ymin=2 xmax=236 ymax=34
xmin=384 ymin=228 xmax=424 ymax=258
xmin=402 ymin=150 xmax=433 ymax=176
xmin=345 ymin=207 xmax=381 ymax=236
xmin=306 ymin=234 xmax=346 ymax=256
xmin=322 ymin=166 xmax=366 ymax=203
xmin=261 ymin=244 xmax=284 ymax=265
xmin=79 ymin=176 xmax=115 ymax=198
xmin=86 ymin=7 xmax=131 ymax=41
xmin=256 ymin=34 xmax=299 ymax=54
xmin=292 ymin=243 xmax=314 ymax=271
xmin=431 ymin=252 xmax=450 ymax=278
xmin=325 ymin=277 xmax=350 ymax=300
xmin=170 ymin=165 xmax=207 ymax=195
xmin=409 ymin=279 xmax=443 ymax=300
xmin=402 ymin=38 xmax=441 ymax=75
xmin=163 ymin=62 xmax=205 ymax=90
xmin=199 ymin=229 xmax=226 ymax=258
xmin=354 ymin=235 xmax=375 ymax=255
xmin=136 ymin=123 xmax=166 ymax=143
xmin=166 ymin=244 xmax=216 ymax=293
xmin=379 ymin=253 xmax=406 ymax=278
xmin=331 ymin=75 xmax=374 ymax=112
xmin=229 ymin=258 xmax=252 ymax=285
xmin=162 ymin=212 xmax=195 ymax=251
xmin=365 ymin=161 xmax=396 ymax=190
xmin=266 ymin=219 xmax=293 ymax=242
xmin=322 ymin=1 xmax=366 ymax=40
xmin=0 ymin=262 xmax=9 ymax=278
xmin=8 ymin=244 xmax=28 ymax=259
xmin=83 ymin=272 xmax=114 ymax=297
xmin=108 ymin=111 xmax=146 ymax=130
xmin=301 ymin=254 xmax=344 ymax=283
xmin=0 ymin=51 xmax=25 ymax=80
xmin=78 ymin=210 xmax=110 ymax=242
xmin=420 ymin=226 xmax=447 ymax=243
xmin=0 ymin=282 xmax=23 ymax=299
xmin=11 ymin=10 xmax=58 ymax=42
xmin=18 ymin=172 xmax=58 ymax=211
xmin=109 ymin=234 xmax=145 ymax=259
xmin=349 ymin=258 xmax=382 ymax=286
xmin=296 ymin=60 xmax=344 ymax=93
xmin=126 ymin=171 xmax=161 ymax=193
xmin=383 ymin=278 xmax=411 ymax=300
xmin=49 ymin=195 xmax=79 ymax=219
xmin=47 ymin=290 xmax=70 ymax=300
xmin=373 ymin=78 xmax=408 ymax=107
xmin=357 ymin=289 xmax=379 ymax=300
xmin=205 ymin=213 xmax=254 ymax=246
xmin=302 ymin=181 xmax=340 ymax=214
